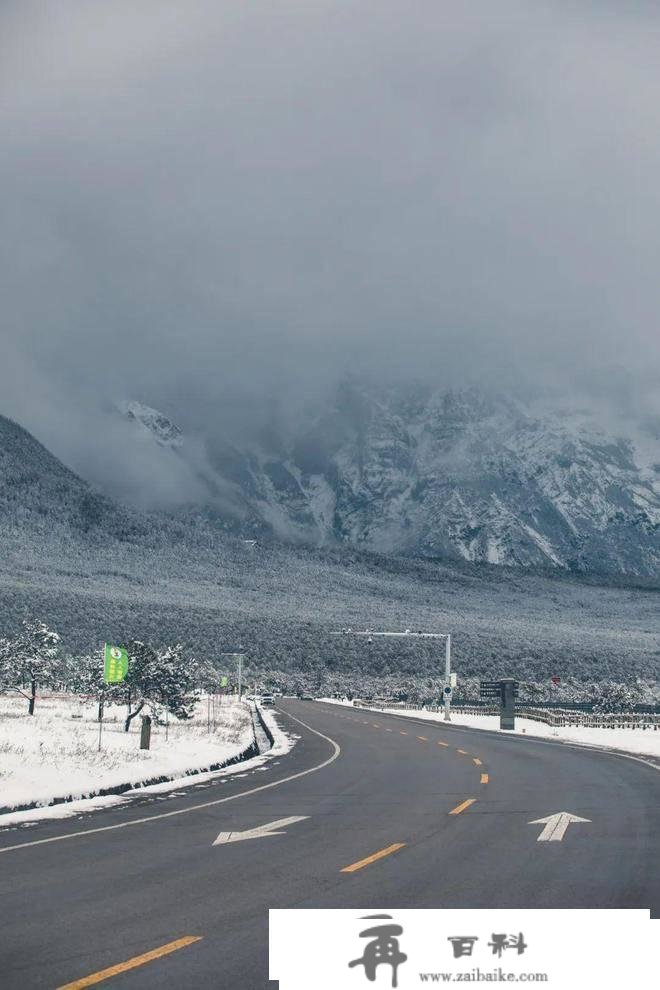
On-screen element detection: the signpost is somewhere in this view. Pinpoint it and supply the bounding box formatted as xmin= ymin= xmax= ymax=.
xmin=480 ymin=678 xmax=519 ymax=730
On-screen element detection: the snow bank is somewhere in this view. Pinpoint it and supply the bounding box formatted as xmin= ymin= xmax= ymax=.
xmin=0 ymin=693 xmax=257 ymax=812
xmin=0 ymin=703 xmax=297 ymax=828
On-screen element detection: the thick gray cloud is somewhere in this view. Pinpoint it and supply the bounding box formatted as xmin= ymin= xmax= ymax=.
xmin=2 ymin=0 xmax=660 ymax=490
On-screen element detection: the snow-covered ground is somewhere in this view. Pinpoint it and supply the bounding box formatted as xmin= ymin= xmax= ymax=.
xmin=0 ymin=692 xmax=281 ymax=813
xmin=317 ymin=698 xmax=660 ymax=762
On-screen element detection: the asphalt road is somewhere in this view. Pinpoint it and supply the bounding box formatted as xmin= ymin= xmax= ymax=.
xmin=0 ymin=700 xmax=658 ymax=989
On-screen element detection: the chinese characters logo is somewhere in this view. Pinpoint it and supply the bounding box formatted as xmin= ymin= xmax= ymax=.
xmin=448 ymin=932 xmax=528 ymax=959
xmin=349 ymin=914 xmax=407 ymax=987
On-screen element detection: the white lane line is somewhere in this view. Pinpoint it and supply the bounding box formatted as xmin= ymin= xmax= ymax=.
xmin=0 ymin=709 xmax=341 ymax=855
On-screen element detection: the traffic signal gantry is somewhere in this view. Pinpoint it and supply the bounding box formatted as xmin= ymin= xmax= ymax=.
xmin=332 ymin=628 xmax=454 ymax=721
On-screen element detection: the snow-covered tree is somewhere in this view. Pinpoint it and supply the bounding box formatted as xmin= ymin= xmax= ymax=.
xmin=590 ymin=682 xmax=636 ymax=714
xmin=121 ymin=640 xmax=199 ymax=731
xmin=1 ymin=619 xmax=61 ymax=714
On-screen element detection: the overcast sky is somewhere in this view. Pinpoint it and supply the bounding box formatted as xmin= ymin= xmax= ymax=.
xmin=2 ymin=0 xmax=660 ymax=486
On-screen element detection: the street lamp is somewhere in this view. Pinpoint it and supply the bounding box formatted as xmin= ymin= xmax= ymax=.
xmin=332 ymin=629 xmax=454 ymax=721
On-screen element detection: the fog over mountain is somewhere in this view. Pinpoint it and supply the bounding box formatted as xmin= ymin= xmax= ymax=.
xmin=2 ymin=1 xmax=660 ymax=511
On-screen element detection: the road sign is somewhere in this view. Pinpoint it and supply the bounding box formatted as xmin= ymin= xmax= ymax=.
xmin=480 ymin=680 xmax=519 ymax=694
xmin=479 ymin=679 xmax=519 ymax=728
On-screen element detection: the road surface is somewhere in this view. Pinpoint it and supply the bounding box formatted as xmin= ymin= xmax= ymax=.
xmin=0 ymin=700 xmax=658 ymax=988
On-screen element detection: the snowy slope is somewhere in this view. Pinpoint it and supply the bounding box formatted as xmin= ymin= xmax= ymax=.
xmin=0 ymin=413 xmax=135 ymax=542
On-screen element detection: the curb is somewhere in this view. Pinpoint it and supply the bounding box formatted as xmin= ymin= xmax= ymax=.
xmin=254 ymin=703 xmax=275 ymax=748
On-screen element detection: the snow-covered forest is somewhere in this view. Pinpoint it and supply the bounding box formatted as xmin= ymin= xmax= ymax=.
xmin=0 ymin=612 xmax=657 ymax=708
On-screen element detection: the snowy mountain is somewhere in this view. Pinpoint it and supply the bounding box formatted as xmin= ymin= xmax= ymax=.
xmin=186 ymin=382 xmax=660 ymax=577
xmin=110 ymin=383 xmax=660 ymax=577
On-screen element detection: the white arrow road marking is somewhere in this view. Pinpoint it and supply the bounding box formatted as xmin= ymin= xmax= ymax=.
xmin=529 ymin=812 xmax=591 ymax=842
xmin=213 ymin=815 xmax=309 ymax=845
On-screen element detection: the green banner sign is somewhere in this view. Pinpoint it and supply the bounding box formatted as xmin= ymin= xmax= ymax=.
xmin=104 ymin=643 xmax=129 ymax=683
xmin=220 ymin=675 xmax=228 ymax=688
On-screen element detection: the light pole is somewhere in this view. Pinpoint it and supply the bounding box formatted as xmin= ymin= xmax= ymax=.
xmin=443 ymin=634 xmax=452 ymax=722
xmin=220 ymin=653 xmax=246 ymax=701
xmin=332 ymin=629 xmax=454 ymax=721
